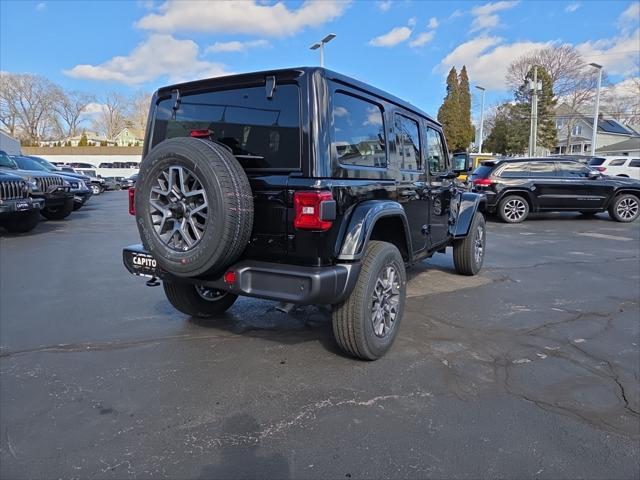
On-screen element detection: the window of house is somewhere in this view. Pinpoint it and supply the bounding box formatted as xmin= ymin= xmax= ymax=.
xmin=331 ymin=93 xmax=386 ymax=168
xmin=426 ymin=127 xmax=447 ymax=174
xmin=394 ymin=114 xmax=421 ymax=170
xmin=572 ymin=125 xmax=583 ymax=136
xmin=528 ymin=161 xmax=558 ymax=177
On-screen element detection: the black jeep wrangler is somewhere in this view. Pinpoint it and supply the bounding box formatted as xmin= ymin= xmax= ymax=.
xmin=123 ymin=67 xmax=487 ymax=359
xmin=0 ymin=171 xmax=44 ymax=233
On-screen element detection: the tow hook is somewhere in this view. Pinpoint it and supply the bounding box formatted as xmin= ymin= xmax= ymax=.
xmin=146 ymin=276 xmax=161 ymax=287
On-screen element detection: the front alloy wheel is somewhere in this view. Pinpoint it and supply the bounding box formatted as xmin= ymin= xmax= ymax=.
xmin=149 ymin=165 xmax=208 ymax=252
xmin=609 ymin=194 xmax=639 ymax=222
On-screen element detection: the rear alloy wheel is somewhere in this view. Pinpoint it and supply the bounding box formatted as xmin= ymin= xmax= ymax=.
xmin=498 ymin=195 xmax=529 ymax=223
xmin=163 ymin=280 xmax=238 ymax=317
xmin=608 ymin=194 xmax=639 ymax=223
xmin=332 ymin=241 xmax=406 ymax=360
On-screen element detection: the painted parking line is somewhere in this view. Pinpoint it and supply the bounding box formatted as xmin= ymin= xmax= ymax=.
xmin=576 ymin=232 xmax=634 ymax=241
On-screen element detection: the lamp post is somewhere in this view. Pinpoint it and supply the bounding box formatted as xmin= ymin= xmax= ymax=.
xmin=589 ymin=63 xmax=603 ymax=156
xmin=310 ymin=33 xmax=336 ymax=68
xmin=475 ymin=85 xmax=486 ymax=153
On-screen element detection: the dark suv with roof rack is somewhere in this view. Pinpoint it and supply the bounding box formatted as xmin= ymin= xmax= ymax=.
xmin=470 ymin=157 xmax=640 ymax=223
xmin=123 ymin=67 xmax=487 ymax=360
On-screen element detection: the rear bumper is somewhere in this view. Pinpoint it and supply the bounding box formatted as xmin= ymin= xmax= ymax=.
xmin=123 ymin=244 xmax=361 ymax=305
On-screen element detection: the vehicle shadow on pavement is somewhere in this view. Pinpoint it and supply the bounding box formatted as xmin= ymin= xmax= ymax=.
xmin=0 ymin=219 xmax=67 ymax=237
xmin=183 ymin=302 xmax=347 ymax=357
xmin=197 ymin=414 xmax=291 ymax=480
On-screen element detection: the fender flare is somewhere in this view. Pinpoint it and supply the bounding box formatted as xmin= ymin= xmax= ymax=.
xmin=337 ymin=200 xmax=412 ymax=261
xmin=496 ymin=188 xmax=538 ymax=211
xmin=449 ymin=192 xmax=486 ymax=239
xmin=603 ymin=189 xmax=640 ymax=209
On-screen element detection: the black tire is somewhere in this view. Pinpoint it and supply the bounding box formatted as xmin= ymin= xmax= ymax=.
xmin=608 ymin=193 xmax=640 ymax=223
xmin=73 ymin=202 xmax=83 ymax=211
xmin=135 ymin=137 xmax=254 ymax=278
xmin=91 ymin=184 xmax=101 ymax=195
xmin=1 ymin=210 xmax=40 ymax=233
xmin=163 ymin=281 xmax=238 ymax=318
xmin=498 ymin=194 xmax=529 ymax=223
xmin=332 ymin=241 xmax=406 ymax=360
xmin=41 ymin=198 xmax=74 ymax=220
xmin=453 ymin=212 xmax=486 ymax=276
xmin=115 ymin=184 xmax=122 ymax=190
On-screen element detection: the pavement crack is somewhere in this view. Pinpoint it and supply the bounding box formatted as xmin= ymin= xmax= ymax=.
xmin=0 ymin=333 xmax=240 ymax=358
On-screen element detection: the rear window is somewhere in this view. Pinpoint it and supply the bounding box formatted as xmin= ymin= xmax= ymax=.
xmin=470 ymin=165 xmax=493 ymax=178
xmin=151 ymin=84 xmax=301 ymax=170
xmin=588 ymin=157 xmax=606 ymax=166
xmin=497 ymin=162 xmax=529 ymax=177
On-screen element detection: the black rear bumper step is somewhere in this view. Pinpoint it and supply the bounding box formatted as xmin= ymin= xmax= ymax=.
xmin=123 ymin=244 xmax=360 ymax=305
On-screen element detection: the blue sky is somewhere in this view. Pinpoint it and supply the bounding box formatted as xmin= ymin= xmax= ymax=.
xmin=1 ymin=0 xmax=638 ymax=119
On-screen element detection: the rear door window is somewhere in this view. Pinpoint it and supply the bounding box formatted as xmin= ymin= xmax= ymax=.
xmin=498 ymin=162 xmax=529 ymax=177
xmin=331 ymin=92 xmax=386 ymax=168
xmin=152 ymin=84 xmax=301 ymax=170
xmin=557 ymin=162 xmax=592 ymax=178
xmin=608 ymin=158 xmax=627 ymax=166
xmin=426 ymin=127 xmax=447 ymax=174
xmin=529 ymin=162 xmax=559 ymax=177
xmin=629 ymin=159 xmax=640 ymax=168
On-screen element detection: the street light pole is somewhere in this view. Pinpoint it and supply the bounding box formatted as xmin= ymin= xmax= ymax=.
xmin=590 ymin=63 xmax=603 ymax=156
xmin=475 ymin=85 xmax=486 ymax=154
xmin=310 ymin=33 xmax=336 ymax=68
xmin=528 ymin=66 xmax=542 ymax=156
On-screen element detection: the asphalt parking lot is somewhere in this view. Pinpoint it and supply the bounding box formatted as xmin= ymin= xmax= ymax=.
xmin=1 ymin=193 xmax=639 ymax=479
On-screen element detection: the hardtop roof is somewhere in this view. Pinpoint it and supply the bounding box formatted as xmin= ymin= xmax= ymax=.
xmin=156 ymin=67 xmax=439 ymax=126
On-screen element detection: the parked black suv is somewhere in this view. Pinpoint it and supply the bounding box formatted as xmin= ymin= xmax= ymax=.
xmin=123 ymin=67 xmax=487 ymax=359
xmin=470 ymin=158 xmax=640 ymax=223
xmin=0 ymin=151 xmax=74 ymax=220
xmin=0 ymin=171 xmax=44 ymax=233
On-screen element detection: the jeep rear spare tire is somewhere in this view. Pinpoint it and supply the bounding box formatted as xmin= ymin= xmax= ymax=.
xmin=135 ymin=137 xmax=254 ymax=277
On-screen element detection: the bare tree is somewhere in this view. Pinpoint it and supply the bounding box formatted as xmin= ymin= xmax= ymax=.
xmin=53 ymin=88 xmax=94 ymax=138
xmin=127 ymin=92 xmax=151 ymax=136
xmin=92 ymin=92 xmax=126 ymax=140
xmin=507 ymin=45 xmax=601 ymax=151
xmin=0 ymin=72 xmax=57 ymax=143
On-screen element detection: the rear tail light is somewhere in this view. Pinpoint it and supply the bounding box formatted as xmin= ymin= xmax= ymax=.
xmin=190 ymin=129 xmax=213 ymax=139
xmin=472 ymin=178 xmax=494 ymax=186
xmin=595 ymin=166 xmax=606 ymax=172
xmin=293 ymin=191 xmax=334 ymax=231
xmin=224 ymin=271 xmax=236 ymax=284
xmin=128 ymin=187 xmax=135 ymax=215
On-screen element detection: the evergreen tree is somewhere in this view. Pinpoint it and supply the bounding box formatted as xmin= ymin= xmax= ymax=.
xmin=458 ymin=66 xmax=475 ymax=148
xmin=78 ymin=132 xmax=88 ymax=146
xmin=512 ymin=66 xmax=557 ymax=152
xmin=437 ymin=67 xmax=465 ymax=150
xmin=484 ymin=104 xmax=528 ymax=155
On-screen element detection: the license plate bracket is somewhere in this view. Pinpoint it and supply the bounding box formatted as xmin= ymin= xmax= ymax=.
xmin=125 ymin=250 xmax=160 ymax=278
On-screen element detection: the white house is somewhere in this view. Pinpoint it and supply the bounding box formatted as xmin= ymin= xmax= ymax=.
xmin=596 ymin=137 xmax=640 ymax=157
xmin=553 ymin=103 xmax=638 ymax=154
xmin=0 ymin=130 xmax=21 ymax=155
xmin=113 ymin=127 xmax=143 ymax=147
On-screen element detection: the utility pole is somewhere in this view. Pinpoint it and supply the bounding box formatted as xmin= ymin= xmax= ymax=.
xmin=589 ymin=63 xmax=603 ymax=156
xmin=528 ymin=67 xmax=542 ymax=156
xmin=475 ymin=85 xmax=486 ymax=153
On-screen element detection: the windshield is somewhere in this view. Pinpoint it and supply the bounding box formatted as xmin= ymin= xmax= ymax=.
xmin=152 ymin=84 xmax=301 ymax=170
xmin=12 ymin=156 xmax=48 ymax=172
xmin=27 ymin=156 xmax=57 ymax=171
xmin=0 ymin=151 xmax=18 ymax=169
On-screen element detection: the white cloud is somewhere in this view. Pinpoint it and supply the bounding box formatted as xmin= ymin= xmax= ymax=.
xmin=64 ymin=34 xmax=230 ymax=85
xmin=35 ymin=2 xmax=46 ymax=11
xmin=449 ymin=9 xmax=463 ymax=19
xmin=377 ymin=0 xmax=392 ymax=12
xmin=437 ymin=36 xmax=551 ymax=90
xmin=136 ymin=0 xmax=348 ymax=37
xmin=369 ymin=26 xmax=412 ymax=47
xmin=84 ymin=103 xmax=108 ymax=116
xmin=470 ymin=1 xmax=519 ymax=33
xmin=409 ymin=31 xmax=435 ymax=48
xmin=564 ymin=2 xmax=580 ymax=13
xmin=205 ymin=39 xmax=270 ymax=54
xmin=619 ymin=2 xmax=640 ymax=30
xmin=576 ymin=28 xmax=640 ymax=76
xmin=427 ymin=17 xmax=439 ymax=29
